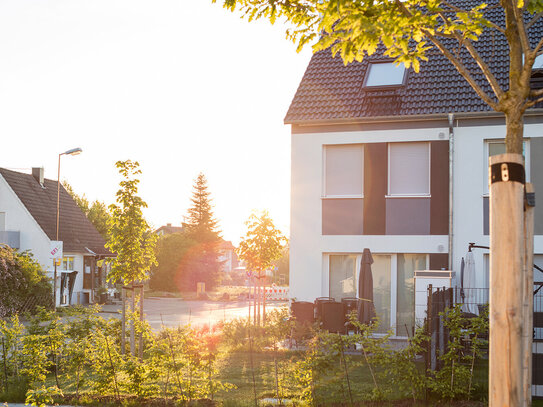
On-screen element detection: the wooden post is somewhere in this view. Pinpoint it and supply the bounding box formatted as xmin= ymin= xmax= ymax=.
xmin=139 ymin=285 xmax=144 ymax=361
xmin=121 ymin=287 xmax=126 ymax=355
xmin=523 ymin=183 xmax=535 ymax=407
xmin=257 ymin=277 xmax=261 ymax=326
xmin=253 ymin=277 xmax=257 ymax=325
xmin=263 ymin=284 xmax=266 ymax=325
xmin=131 ymin=284 xmax=136 ymax=357
xmin=489 ymin=153 xmax=525 ymax=406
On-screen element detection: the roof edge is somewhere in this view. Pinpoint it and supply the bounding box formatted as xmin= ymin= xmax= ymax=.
xmin=284 ymin=108 xmax=543 ymax=126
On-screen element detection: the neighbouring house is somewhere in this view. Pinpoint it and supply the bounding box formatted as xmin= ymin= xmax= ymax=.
xmin=0 ymin=167 xmax=112 ymax=306
xmin=155 ymin=223 xmax=184 ymax=237
xmin=285 ymin=12 xmax=543 ymax=342
xmin=218 ymin=240 xmax=239 ymax=273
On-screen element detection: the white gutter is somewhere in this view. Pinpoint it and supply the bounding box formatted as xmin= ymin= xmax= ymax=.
xmin=448 ymin=113 xmax=455 ymax=271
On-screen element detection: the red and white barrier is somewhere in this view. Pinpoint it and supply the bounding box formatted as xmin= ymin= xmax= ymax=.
xmin=264 ymin=286 xmax=289 ymax=301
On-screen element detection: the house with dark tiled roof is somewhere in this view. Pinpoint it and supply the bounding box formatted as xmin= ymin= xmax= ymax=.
xmin=0 ymin=167 xmax=112 ymax=306
xmin=285 ymin=3 xmax=543 ymax=342
xmin=155 ymin=223 xmax=184 ymax=237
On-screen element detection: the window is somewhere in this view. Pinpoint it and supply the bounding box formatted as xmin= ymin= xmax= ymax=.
xmin=388 ymin=142 xmax=430 ymax=196
xmin=365 ymin=62 xmax=406 ymax=87
xmin=329 ymin=255 xmax=358 ymax=300
xmin=61 ymin=256 xmax=74 ymax=271
xmin=396 ymin=254 xmax=426 ymax=335
xmin=324 ymin=144 xmax=364 ymax=197
xmin=483 ymin=139 xmax=530 ymax=195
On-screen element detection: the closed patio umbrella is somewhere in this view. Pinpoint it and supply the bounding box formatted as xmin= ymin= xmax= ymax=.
xmin=462 ymin=251 xmax=478 ymax=315
xmin=358 ymin=248 xmax=376 ymax=324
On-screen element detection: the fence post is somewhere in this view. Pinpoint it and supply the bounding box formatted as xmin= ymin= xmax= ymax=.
xmin=426 ymin=284 xmax=433 ymax=373
xmin=121 ymin=287 xmax=126 ymax=355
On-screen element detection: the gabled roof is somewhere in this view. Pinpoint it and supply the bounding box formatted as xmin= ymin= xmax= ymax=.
xmin=0 ymin=168 xmax=110 ymax=255
xmin=155 ymin=224 xmax=184 ymax=235
xmin=285 ymin=2 xmax=543 ymax=124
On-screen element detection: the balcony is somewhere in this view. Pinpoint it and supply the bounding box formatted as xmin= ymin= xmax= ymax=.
xmin=0 ymin=231 xmax=20 ymax=249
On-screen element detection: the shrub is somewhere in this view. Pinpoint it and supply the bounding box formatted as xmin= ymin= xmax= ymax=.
xmin=0 ymin=246 xmax=52 ymax=317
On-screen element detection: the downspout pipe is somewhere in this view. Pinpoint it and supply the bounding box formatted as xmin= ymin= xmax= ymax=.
xmin=448 ymin=113 xmax=455 ymax=272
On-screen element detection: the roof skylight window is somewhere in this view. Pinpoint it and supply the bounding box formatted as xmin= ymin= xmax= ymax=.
xmin=365 ymin=62 xmax=406 ymax=87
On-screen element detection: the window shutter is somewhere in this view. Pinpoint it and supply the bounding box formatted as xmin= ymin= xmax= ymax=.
xmin=389 ymin=142 xmax=430 ymax=195
xmin=325 ymin=145 xmax=364 ymax=196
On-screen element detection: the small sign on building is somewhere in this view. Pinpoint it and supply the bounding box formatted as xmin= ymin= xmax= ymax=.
xmin=50 ymin=241 xmax=63 ymax=259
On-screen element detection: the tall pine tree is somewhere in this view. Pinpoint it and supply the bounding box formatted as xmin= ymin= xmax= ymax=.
xmin=183 ymin=173 xmax=220 ymax=242
xmin=179 ymin=173 xmax=222 ymax=291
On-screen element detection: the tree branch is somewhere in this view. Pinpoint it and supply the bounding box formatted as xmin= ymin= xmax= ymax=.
xmin=525 ymin=95 xmax=543 ymax=107
xmin=393 ymin=0 xmax=500 ymax=109
xmin=460 ymin=37 xmax=505 ymax=98
xmin=512 ymin=2 xmax=531 ymax=54
xmin=425 ymin=33 xmax=500 ymax=110
xmin=526 ymin=11 xmax=543 ymax=29
xmin=534 ymin=36 xmax=543 ymax=55
xmin=529 ymin=87 xmax=543 ymax=98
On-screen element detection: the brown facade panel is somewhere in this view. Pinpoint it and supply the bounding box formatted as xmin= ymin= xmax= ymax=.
xmin=430 ymin=140 xmax=449 ymax=235
xmin=322 ymin=199 xmax=364 ymax=235
xmin=534 ymin=353 xmax=543 ymax=385
xmin=429 ymin=253 xmax=449 ymax=270
xmin=385 ymin=198 xmax=431 ymax=235
xmin=483 ymin=197 xmax=489 ymax=235
xmin=363 ymin=143 xmax=387 ymax=235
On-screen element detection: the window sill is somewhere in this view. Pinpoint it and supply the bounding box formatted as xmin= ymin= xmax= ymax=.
xmin=322 ymin=195 xmax=364 ymax=199
xmin=385 ymin=194 xmax=431 ymax=198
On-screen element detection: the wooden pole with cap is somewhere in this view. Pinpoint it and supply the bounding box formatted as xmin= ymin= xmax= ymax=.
xmin=489 ymin=153 xmax=526 ymax=406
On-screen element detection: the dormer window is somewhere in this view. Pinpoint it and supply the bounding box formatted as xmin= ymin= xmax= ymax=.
xmin=365 ymin=62 xmax=406 ymax=87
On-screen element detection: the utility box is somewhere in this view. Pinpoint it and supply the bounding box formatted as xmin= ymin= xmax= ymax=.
xmin=414 ymin=270 xmax=455 ymax=327
xmin=196 ymin=282 xmax=205 ymax=294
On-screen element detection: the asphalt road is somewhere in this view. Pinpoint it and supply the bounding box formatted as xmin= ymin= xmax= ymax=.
xmin=100 ymin=297 xmax=288 ymax=331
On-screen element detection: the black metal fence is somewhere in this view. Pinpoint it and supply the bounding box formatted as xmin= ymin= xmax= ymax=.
xmin=425 ymin=283 xmax=543 ymax=372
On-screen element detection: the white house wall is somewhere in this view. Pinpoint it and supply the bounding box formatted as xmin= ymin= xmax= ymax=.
xmin=0 ymin=174 xmax=91 ymax=306
xmin=0 ymin=174 xmax=52 ymax=273
xmin=290 ymin=126 xmax=449 ymax=301
xmin=452 ymin=122 xmax=543 ymax=288
xmin=290 ymin=121 xmax=543 ymax=302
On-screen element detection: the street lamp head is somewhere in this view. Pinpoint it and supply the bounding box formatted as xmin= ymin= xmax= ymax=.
xmin=62 ymin=147 xmax=83 ymax=156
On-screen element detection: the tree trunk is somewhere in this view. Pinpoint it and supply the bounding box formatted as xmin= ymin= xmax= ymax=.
xmin=504 ymin=108 xmax=524 ymax=154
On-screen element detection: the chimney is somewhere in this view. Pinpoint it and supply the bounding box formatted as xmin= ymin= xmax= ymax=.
xmin=32 ymin=167 xmax=45 ymax=187
xmin=167 ymin=223 xmax=172 ymax=227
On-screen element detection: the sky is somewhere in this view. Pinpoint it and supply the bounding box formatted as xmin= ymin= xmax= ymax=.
xmin=0 ymin=0 xmax=312 ymax=245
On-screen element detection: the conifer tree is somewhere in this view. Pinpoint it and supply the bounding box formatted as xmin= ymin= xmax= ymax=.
xmin=183 ymin=173 xmax=220 ymax=243
xmin=179 ymin=173 xmax=222 ymax=291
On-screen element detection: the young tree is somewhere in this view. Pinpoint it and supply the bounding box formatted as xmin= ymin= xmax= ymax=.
xmin=149 ymin=232 xmax=196 ymax=292
xmin=64 ymin=181 xmax=111 ymax=239
xmin=238 ymin=211 xmax=287 ymax=324
xmin=107 ymin=160 xmax=157 ymax=285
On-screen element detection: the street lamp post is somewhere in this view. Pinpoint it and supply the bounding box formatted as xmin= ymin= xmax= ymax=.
xmin=53 ymin=147 xmax=82 ymax=308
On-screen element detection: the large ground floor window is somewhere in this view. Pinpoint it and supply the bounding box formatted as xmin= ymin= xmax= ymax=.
xmin=328 ymin=253 xmax=428 ymax=336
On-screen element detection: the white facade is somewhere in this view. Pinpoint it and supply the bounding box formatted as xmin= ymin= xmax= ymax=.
xmin=290 ymin=119 xmax=543 ymax=335
xmin=0 ymin=174 xmax=90 ymax=306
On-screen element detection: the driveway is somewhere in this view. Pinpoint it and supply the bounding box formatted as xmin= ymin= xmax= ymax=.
xmin=99 ymin=298 xmax=288 ymax=331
